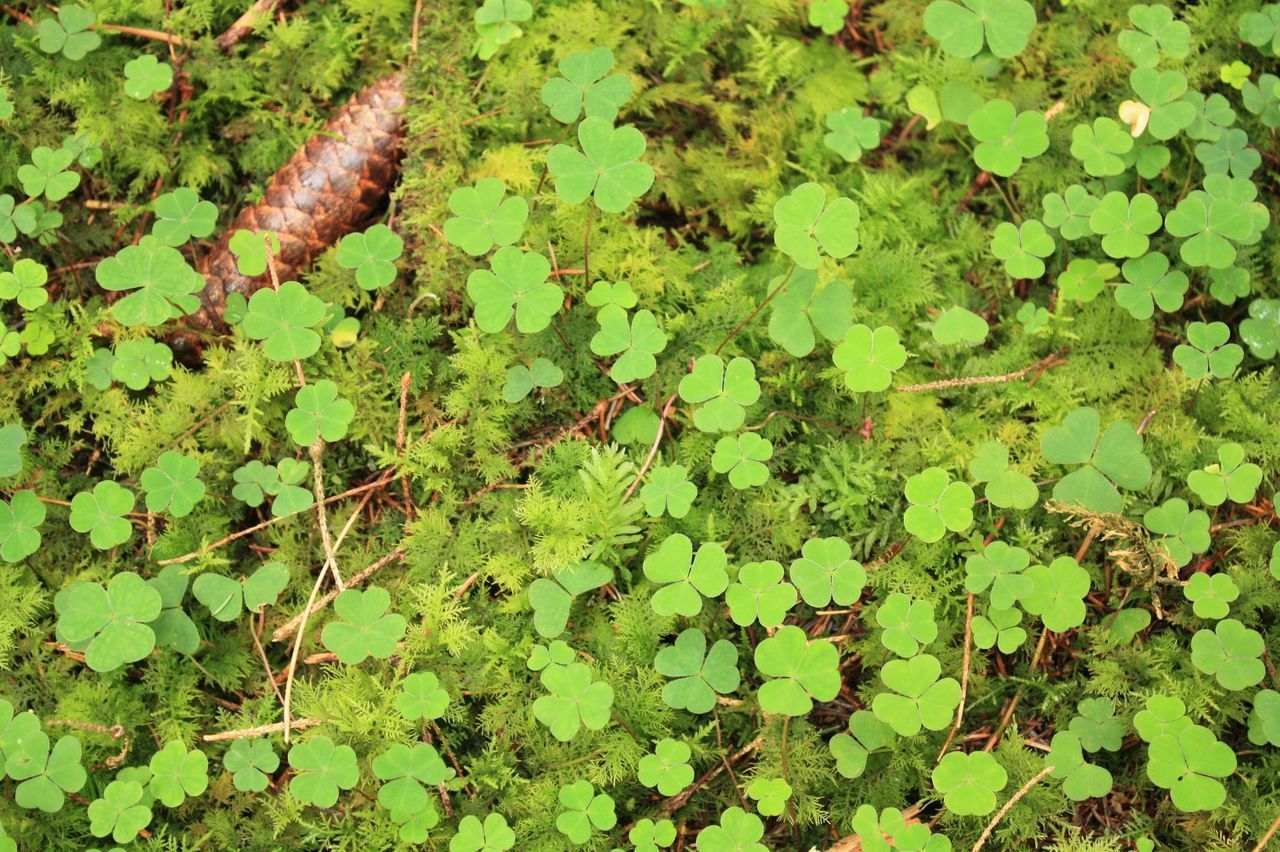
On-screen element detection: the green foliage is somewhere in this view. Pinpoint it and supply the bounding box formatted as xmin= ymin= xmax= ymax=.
xmin=540 ymin=48 xmax=631 ymax=124
xmin=547 ymin=118 xmax=653 ymax=212
xmin=288 ymin=736 xmax=359 ymax=808
xmin=321 ymin=586 xmax=408 ymax=664
xmin=969 ymin=100 xmax=1049 ymax=177
xmin=922 ymin=0 xmax=1035 ymax=58
xmin=754 ymin=625 xmax=840 ymax=715
xmin=932 ymin=751 xmax=1007 ymax=815
xmin=445 ymin=178 xmax=529 ymax=256
xmin=773 ymin=183 xmax=860 ymax=269
xmin=242 ymin=281 xmax=327 ymax=361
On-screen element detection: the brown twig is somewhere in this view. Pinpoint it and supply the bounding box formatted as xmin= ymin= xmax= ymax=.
xmin=937 ymin=593 xmax=974 ymax=761
xmin=202 ymin=717 xmax=322 ymax=742
xmin=623 ymin=394 xmax=676 ymax=501
xmin=972 ymin=764 xmax=1055 ymax=851
xmin=271 ymin=549 xmax=406 ymax=642
xmin=215 ymin=0 xmax=286 ymax=52
xmin=827 ymin=803 xmax=924 ymax=852
xmin=1253 ymin=808 xmax=1280 ymax=852
xmin=657 ymin=737 xmax=762 ymax=817
xmin=896 ymin=349 xmax=1068 ymax=392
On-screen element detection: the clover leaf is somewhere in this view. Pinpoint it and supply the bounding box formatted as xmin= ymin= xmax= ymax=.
xmin=969 ymin=440 xmax=1038 ymax=509
xmin=123 ymin=55 xmax=173 ymax=99
xmin=555 ymin=780 xmax=616 ymax=844
xmin=695 ymin=807 xmax=766 ymax=852
xmin=285 ymin=380 xmax=355 ymax=446
xmin=0 ymin=259 xmax=49 ymax=310
xmin=1119 ymin=4 xmax=1190 ymax=67
xmin=96 ymin=235 xmax=204 ymax=326
xmin=768 ymin=268 xmax=852 ymax=357
xmin=242 ymin=281 xmax=326 ymax=361
xmin=1240 ymin=5 xmax=1280 ymax=55
xmin=930 ymin=306 xmax=987 ymax=346
xmin=1187 ymin=443 xmax=1262 ymax=506
xmin=875 ymin=593 xmax=938 ymax=657
xmin=1147 ymin=724 xmax=1236 ymax=811
xmin=373 ymin=742 xmax=451 ymax=818
xmin=288 ymin=736 xmax=358 ymax=807
xmin=638 ymin=738 xmax=693 ymax=795
xmin=754 ymin=625 xmax=841 ymax=716
xmin=1173 ymin=321 xmax=1243 ymax=380
xmin=823 ymin=109 xmax=882 ymax=162
xmin=968 ymin=100 xmax=1049 ymax=177
xmin=1069 ymin=698 xmax=1124 ymax=752
xmin=111 ymin=339 xmax=173 ymax=390
xmin=1022 ymin=556 xmax=1090 ymax=631
xmin=641 ymin=464 xmax=697 ymax=519
xmin=151 ymin=188 xmax=217 ymax=246
xmin=534 ymin=661 xmax=615 ymax=741
xmin=88 ymin=780 xmax=151 ymax=844
xmin=452 ymin=813 xmax=517 ymax=852
xmin=850 ymin=804 xmax=950 ymax=852
xmin=1115 ymin=251 xmax=1187 ymax=319
xmin=1164 ymin=177 xmax=1261 ymax=269
xmin=972 ymin=606 xmax=1027 ymax=653
xmin=320 ymin=586 xmax=406 ymax=664
xmin=591 ymin=305 xmax=667 ymax=383
xmin=1089 ymin=191 xmax=1162 ymax=259
xmin=541 ymin=47 xmax=632 ymax=124
xmin=69 ymin=480 xmax=135 ymax=549
xmin=231 ymin=460 xmax=281 ymax=508
xmin=1248 ymin=689 xmax=1280 ymax=747
xmin=965 ymin=541 xmax=1033 ymax=609
xmin=903 ymin=467 xmax=974 ymax=543
xmin=1070 ymin=117 xmax=1133 ymax=177
xmin=1184 ymin=572 xmax=1239 ymax=621
xmin=0 ymin=424 xmax=26 ymax=479
xmin=829 ymin=710 xmax=893 ymax=779
xmin=773 ymin=182 xmax=860 ymax=269
xmin=644 ymin=534 xmax=728 ymax=617
xmin=444 ymin=178 xmax=528 ymax=256
xmin=472 ymin=0 xmax=530 ymax=59
xmin=1129 ymin=68 xmax=1195 ymax=140
xmin=36 ymin=4 xmax=101 ymax=59
xmin=809 ymin=0 xmax=849 ymax=33
xmin=502 ymin=357 xmax=563 ymax=402
xmin=1209 ymin=266 xmax=1250 ymax=305
xmin=528 ymin=560 xmax=612 ymax=637
xmin=1047 ymin=732 xmax=1113 ymax=801
xmin=833 ymin=324 xmax=907 ymax=392
xmin=746 ymin=777 xmax=791 ymax=817
xmin=1057 ymin=258 xmax=1117 ymax=304
xmin=1043 ymin=185 xmax=1101 ymax=241
xmin=17 ymin=146 xmax=80 ymax=202
xmin=654 ymin=628 xmax=740 ymax=713
xmin=55 ymin=572 xmax=160 ymax=671
xmin=922 ymin=0 xmax=1036 ymax=58
xmin=991 ymin=220 xmax=1055 ymax=278
xmin=192 ymin=562 xmax=288 ymax=621
xmin=1134 ymin=694 xmax=1191 ymax=743
xmin=1041 ymin=407 xmax=1151 ymax=513
xmin=726 ymin=560 xmax=797 ymax=627
xmin=223 ymin=738 xmax=278 ymax=793
xmin=678 ymin=355 xmax=760 ymax=432
xmin=547 ymin=117 xmax=653 ymax=213
xmin=789 ymin=536 xmax=865 ymax=608
xmin=1191 ymin=617 xmax=1265 ymax=690
xmin=335 ymin=224 xmax=403 ymax=290
xmin=1242 ymin=74 xmax=1280 ymax=127
xmin=1196 ymin=128 xmax=1261 ymax=179
xmin=932 ymin=751 xmax=1007 ymax=816
xmin=585 ymin=280 xmax=637 ymax=309
xmin=0 ymin=491 xmax=44 ymax=563
xmin=147 ymin=741 xmax=207 ymax=808
xmin=1143 ymin=498 xmax=1210 ymax=568
xmin=711 ymin=433 xmax=773 ymax=490
xmin=9 ymin=730 xmax=84 ymax=813
xmin=467 ymin=247 xmax=561 ymax=334
xmin=396 ymin=672 xmax=449 ymax=721
xmin=227 ymin=229 xmax=281 ymax=276
xmin=140 ymin=451 xmax=204 ymax=517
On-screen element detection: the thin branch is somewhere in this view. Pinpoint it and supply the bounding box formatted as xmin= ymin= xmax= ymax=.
xmin=714 ymin=265 xmax=795 ymax=356
xmin=215 ymin=0 xmax=286 ymax=52
xmin=623 ymin=394 xmax=676 ymax=501
xmin=1253 ymin=808 xmax=1280 ymax=852
xmin=309 ymin=442 xmax=344 ymax=591
xmin=657 ymin=737 xmax=762 ymax=817
xmin=937 ymin=593 xmax=974 ymax=761
xmin=202 ymin=717 xmax=322 ymax=742
xmin=972 ymin=764 xmax=1055 ymax=851
xmin=271 ymin=549 xmax=406 ymax=642
xmin=896 ymin=349 xmax=1068 ymax=393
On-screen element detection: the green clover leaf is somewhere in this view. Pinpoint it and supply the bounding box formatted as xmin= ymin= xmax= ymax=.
xmin=1115 ymin=251 xmax=1187 ymax=319
xmin=969 ymin=99 xmax=1049 ymax=177
xmin=1047 ymin=732 xmax=1113 ymax=801
xmin=1057 ymin=258 xmax=1117 ymax=304
xmin=654 ymin=628 xmax=740 ymax=713
xmin=547 ymin=117 xmax=653 ymax=213
xmin=965 ymin=541 xmax=1033 ymax=609
xmin=767 ymin=268 xmax=852 ymax=357
xmin=1173 ymin=321 xmax=1242 ymax=380
xmin=123 ymin=55 xmax=173 ymax=99
xmin=242 ymin=281 xmax=326 ymax=361
xmin=227 ymin=229 xmax=280 ymax=276
xmin=95 ymin=236 xmax=205 ymax=327
xmin=88 ymin=780 xmax=152 ymax=844
xmin=931 ymin=306 xmax=987 ymax=346
xmin=1248 ymin=690 xmax=1280 ymax=747
xmin=1070 ymin=117 xmax=1133 ymax=177
xmin=1208 ymin=266 xmax=1250 ymax=305
xmin=590 ymin=305 xmax=667 ymax=383
xmin=286 ymin=380 xmax=355 ymax=446
xmin=151 ymin=188 xmax=217 ymax=246
xmin=585 ymin=280 xmax=637 ymax=309
xmin=1134 ymin=694 xmax=1191 ymax=743
xmin=472 ymin=0 xmax=531 ymax=60
xmin=501 ymin=357 xmax=563 ymax=402
xmin=288 ymin=736 xmax=359 ymax=808
xmin=644 ymin=534 xmax=728 ymax=617
xmin=832 ymin=324 xmax=907 ymax=392
xmin=971 ymin=606 xmax=1027 ymax=653
xmin=147 ymin=741 xmax=207 ymax=808
xmin=1041 ymin=407 xmax=1152 ymax=513
xmin=1119 ymin=4 xmax=1190 ymax=67
xmin=1022 ymin=556 xmax=1090 ymax=631
xmin=1196 ymin=128 xmax=1261 ymax=179
xmin=1242 ymin=74 xmax=1280 ymax=127
xmin=451 ymin=813 xmax=517 ymax=852
xmin=528 ymin=560 xmax=612 ymax=637
xmin=1143 ymin=498 xmax=1210 ymax=568
xmin=223 ymin=738 xmax=278 ymax=793
xmin=823 ymin=109 xmax=882 ymax=162
xmin=725 ymin=560 xmax=797 ymax=627
xmin=637 ymin=738 xmax=693 ymax=795
xmin=903 ymin=467 xmax=974 ymax=542
xmin=932 ymin=751 xmax=1007 ymax=816
xmin=789 ymin=536 xmax=865 ymax=608
xmin=1089 ymin=192 xmax=1161 ymax=259
xmin=1187 ymin=442 xmax=1262 ymax=506
xmin=444 ymin=178 xmax=528 ymax=256
xmin=746 ymin=777 xmax=792 ymax=817
xmin=140 ymin=451 xmax=204 ymax=517
xmin=711 ymin=433 xmax=773 ymax=490
xmin=192 ymin=563 xmax=288 ymax=622
xmin=373 ymin=742 xmax=451 ymax=817
xmin=110 ymin=339 xmax=173 ymax=391
xmin=922 ymin=0 xmax=1036 ymax=58
xmin=678 ymin=355 xmax=760 ymax=432
xmin=396 ymin=671 xmax=449 ymax=721
xmin=534 ymin=661 xmax=615 ymax=740
xmin=55 ymin=572 xmax=160 ymax=671
xmin=467 ymin=246 xmax=561 ymax=334
xmin=231 ymin=460 xmax=280 ymax=508
xmin=1129 ymin=68 xmax=1195 ymax=140
xmin=829 ymin=710 xmax=893 ymax=780
xmin=10 ymin=732 xmax=85 ymax=813
xmin=1042 ymin=184 xmax=1101 ymax=241
xmin=875 ymin=592 xmax=938 ymax=658
xmin=1164 ymin=179 xmax=1262 ymax=269
xmin=1190 ymin=617 xmax=1264 ymax=690
xmin=1069 ymin=697 xmax=1124 ymax=752
xmin=36 ymin=4 xmax=101 ymax=59
xmin=321 ymin=586 xmax=406 ymax=664
xmin=968 ymin=440 xmax=1038 ymax=509
xmin=555 ymin=781 xmax=616 ymax=844
xmin=1184 ymin=572 xmax=1239 ymax=620
xmin=17 ymin=146 xmax=80 ymax=202
xmin=0 ymin=490 xmax=44 ymax=563
xmin=0 ymin=259 xmax=49 ymax=310
xmin=809 ymin=0 xmax=849 ymax=33
xmin=1240 ymin=5 xmax=1280 ymax=55
xmin=695 ymin=807 xmax=766 ymax=852
xmin=1146 ymin=724 xmax=1237 ymax=811
xmin=754 ymin=625 xmax=840 ymax=716
xmin=773 ymin=182 xmax=860 ymax=269
xmin=641 ymin=464 xmax=697 ymax=519
xmin=68 ymin=480 xmax=135 ymax=549
xmin=850 ymin=804 xmax=951 ymax=852
xmin=991 ymin=220 xmax=1055 ymax=278
xmin=335 ymin=224 xmax=403 ymax=290
xmin=541 ymin=47 xmax=632 ymax=124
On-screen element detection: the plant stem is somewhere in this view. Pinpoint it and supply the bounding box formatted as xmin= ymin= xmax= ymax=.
xmin=972 ymin=764 xmax=1055 ymax=851
xmin=714 ymin=264 xmax=796 ymax=355
xmin=583 ymin=203 xmax=596 ymax=284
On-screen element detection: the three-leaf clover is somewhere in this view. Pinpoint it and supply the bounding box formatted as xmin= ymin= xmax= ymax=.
xmin=1244 ymin=299 xmax=1280 ymax=359
xmin=286 ymin=380 xmax=355 ymax=445
xmin=1070 ymin=118 xmax=1133 ymax=177
xmin=1184 ymin=572 xmax=1239 ymax=620
xmin=1129 ymin=69 xmax=1195 ymax=140
xmin=931 ymin=306 xmax=988 ymax=346
xmin=148 ymin=741 xmax=208 ymax=807
xmin=678 ymin=355 xmax=760 ymax=432
xmin=288 ymin=736 xmax=359 ymax=808
xmin=55 ymin=572 xmax=160 ymax=671
xmin=1173 ymin=321 xmax=1243 ymax=380
xmin=17 ymin=147 xmax=80 ymax=202
xmin=711 ymin=433 xmax=773 ymax=489
xmin=1040 ymin=407 xmax=1152 ymax=513
xmin=726 ymin=560 xmax=797 ymax=627
xmin=227 ymin=229 xmax=280 ymax=276
xmin=754 ymin=625 xmax=841 ymax=716
xmin=502 ymin=357 xmax=563 ymax=402
xmin=991 ymin=220 xmax=1055 ymax=278
xmin=0 ymin=423 xmax=28 ymax=478
xmin=789 ymin=537 xmax=865 ymax=607
xmin=396 ymin=671 xmax=450 ymax=721
xmin=876 ymin=593 xmax=938 ymax=657
xmin=473 ymin=0 xmax=532 ymax=60
xmin=1196 ymin=128 xmax=1261 ymax=179
xmin=192 ymin=562 xmax=289 ymax=621
xmin=1134 ymin=694 xmax=1191 ymax=743
xmin=1047 ymin=732 xmax=1113 ymax=800
xmin=444 ymin=178 xmax=528 ymax=256
xmin=694 ymin=807 xmax=766 ymax=852
xmin=972 ymin=606 xmax=1027 ymax=653
xmin=0 ymin=259 xmax=49 ymax=310
xmin=36 ymin=4 xmax=101 ymax=59
xmin=772 ymin=182 xmax=860 ymax=269
xmin=637 ymin=738 xmax=693 ymax=795
xmin=451 ymin=813 xmax=516 ymax=852
xmin=1241 ymin=5 xmax=1280 ymax=55
xmin=335 ymin=224 xmax=403 ymax=290
xmin=373 ymin=742 xmax=451 ymax=818
xmin=69 ymin=480 xmax=135 ymax=549
xmin=1187 ymin=443 xmax=1262 ymax=506
xmin=1164 ymin=176 xmax=1262 ymax=269
xmin=321 ymin=586 xmax=407 ymax=664
xmin=654 ymin=628 xmax=740 ymax=713
xmin=903 ymin=467 xmax=974 ymax=542
xmin=1115 ymin=251 xmax=1187 ymax=319
xmin=1190 ymin=618 xmax=1265 ymax=690
xmin=832 ymin=324 xmax=907 ymax=392
xmin=0 ymin=491 xmax=44 ymax=563
xmin=823 ymin=109 xmax=883 ymax=162
xmin=467 ymin=247 xmax=562 ymax=334
xmin=10 ymin=732 xmax=85 ymax=812
xmin=641 ymin=464 xmax=697 ymax=518
xmin=1022 ymin=556 xmax=1090 ymax=631
xmin=968 ymin=100 xmax=1049 ymax=177
xmin=767 ymin=269 xmax=852 ymax=357
xmin=1090 ymin=192 xmax=1161 ymax=258
xmin=1143 ymin=498 xmax=1210 ymax=568
xmin=541 ymin=47 xmax=632 ymax=123
xmin=922 ymin=0 xmax=1036 ymax=58
xmin=591 ymin=306 xmax=667 ymax=383
xmin=644 ymin=534 xmax=728 ymax=616
xmin=223 ymin=738 xmax=278 ymax=793
xmin=746 ymin=777 xmax=792 ymax=817
xmin=1146 ymin=724 xmax=1237 ymax=811
xmin=528 ymin=560 xmax=612 ymax=637
xmin=1057 ymin=258 xmax=1116 ymax=304
xmin=1042 ymin=185 xmax=1101 ymax=241
xmin=546 ymin=117 xmax=654 ymax=212
xmin=534 ymin=661 xmax=615 ymax=741
xmin=87 ymin=780 xmax=152 ymax=844
xmin=555 ymin=781 xmax=616 ymax=844
xmin=850 ymin=804 xmax=950 ymax=852
xmin=1208 ymin=266 xmax=1250 ymax=305
xmin=140 ymin=451 xmax=205 ymax=517
xmin=152 ymin=188 xmax=217 ymax=246
xmin=242 ymin=281 xmax=327 ymax=361
xmin=123 ymin=55 xmax=173 ymax=99
xmin=1069 ymin=698 xmax=1124 ymax=752
xmin=965 ymin=541 xmax=1033 ymax=608
xmin=111 ymin=339 xmax=173 ymax=390
xmin=1249 ymin=690 xmax=1280 ymax=747
xmin=931 ymin=751 xmax=1007 ymax=816
xmin=809 ymin=0 xmax=849 ymax=34
xmin=1119 ymin=4 xmax=1190 ymax=67
xmin=96 ymin=235 xmax=205 ymax=326
xmin=969 ymin=440 xmax=1038 ymax=509
xmin=829 ymin=711 xmax=893 ymax=779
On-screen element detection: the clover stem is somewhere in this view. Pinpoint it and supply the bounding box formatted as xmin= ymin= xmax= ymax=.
xmin=714 ymin=263 xmax=796 ymax=356
xmin=583 ymin=203 xmax=596 ymax=284
xmin=936 ymin=592 xmax=974 ymax=762
xmin=986 ymin=173 xmax=1021 ymax=221
xmin=971 ymin=763 xmax=1055 ymax=852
